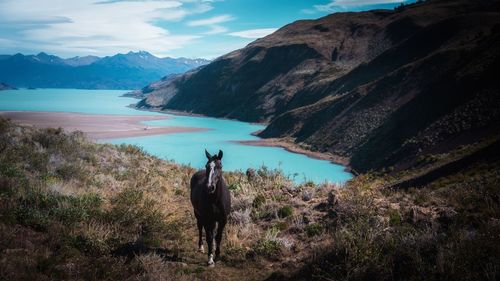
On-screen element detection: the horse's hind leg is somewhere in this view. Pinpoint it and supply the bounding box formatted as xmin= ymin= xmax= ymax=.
xmin=197 ymin=219 xmax=204 ymax=253
xmin=205 ymin=221 xmax=216 ymax=267
xmin=215 ymin=219 xmax=226 ymax=261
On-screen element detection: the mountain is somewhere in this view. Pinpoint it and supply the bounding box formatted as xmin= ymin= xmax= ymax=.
xmin=0 ymin=51 xmax=210 ymax=89
xmin=0 ymin=82 xmax=16 ymax=90
xmin=136 ymin=0 xmax=500 ymax=173
xmin=63 ymin=55 xmax=100 ymax=66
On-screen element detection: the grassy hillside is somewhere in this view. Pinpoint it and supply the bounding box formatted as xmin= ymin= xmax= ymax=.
xmin=1 ymin=118 xmax=498 ymax=280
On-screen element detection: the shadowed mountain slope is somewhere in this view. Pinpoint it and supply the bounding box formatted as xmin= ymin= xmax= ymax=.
xmin=137 ymin=0 xmax=500 ymax=173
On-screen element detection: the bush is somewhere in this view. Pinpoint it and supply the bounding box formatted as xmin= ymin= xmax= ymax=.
xmin=107 ymin=188 xmax=168 ymax=247
xmin=118 ymin=144 xmax=144 ymax=155
xmin=228 ymin=183 xmax=241 ymax=191
xmin=32 ymin=127 xmax=65 ymax=149
xmin=305 ymin=223 xmax=323 ymax=237
xmin=72 ymin=234 xmax=110 ymax=256
xmin=278 ymin=205 xmax=293 ymax=218
xmin=255 ymin=240 xmax=282 ymax=260
xmin=274 ymin=221 xmax=288 ymax=231
xmin=388 ymin=209 xmax=402 ymax=226
xmin=56 ymin=163 xmax=87 ymax=181
xmin=15 ymin=188 xmax=104 ymax=230
xmin=56 ymin=193 xmax=103 ymax=224
xmin=252 ymin=194 xmax=266 ymax=209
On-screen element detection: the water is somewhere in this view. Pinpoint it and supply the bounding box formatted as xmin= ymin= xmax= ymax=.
xmin=0 ymin=88 xmax=352 ymax=184
xmin=0 ymin=88 xmax=159 ymax=115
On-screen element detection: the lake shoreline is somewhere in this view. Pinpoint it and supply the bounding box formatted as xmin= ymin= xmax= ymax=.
xmin=128 ymin=104 xmax=269 ymax=126
xmin=130 ymin=105 xmax=352 ymax=173
xmin=236 ymin=138 xmax=352 ymax=173
xmin=0 ymin=111 xmax=208 ymax=140
xmin=0 ymin=89 xmax=351 ymax=183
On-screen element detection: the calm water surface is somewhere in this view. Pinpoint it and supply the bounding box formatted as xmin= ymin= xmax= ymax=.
xmin=0 ymin=88 xmax=352 ymax=184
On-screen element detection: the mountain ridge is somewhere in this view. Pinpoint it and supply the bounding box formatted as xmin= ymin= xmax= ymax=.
xmin=0 ymin=51 xmax=210 ymax=89
xmin=135 ymin=0 xmax=500 ymax=173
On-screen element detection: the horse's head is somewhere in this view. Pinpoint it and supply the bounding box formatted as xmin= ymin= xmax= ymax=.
xmin=205 ymin=149 xmax=223 ymax=194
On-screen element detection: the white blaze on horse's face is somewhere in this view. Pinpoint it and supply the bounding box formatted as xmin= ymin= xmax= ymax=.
xmin=207 ymin=161 xmax=216 ymax=193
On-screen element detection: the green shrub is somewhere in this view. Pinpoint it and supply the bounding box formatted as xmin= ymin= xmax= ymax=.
xmin=72 ymin=234 xmax=110 ymax=256
xmin=15 ymin=188 xmax=104 ymax=230
xmin=118 ymin=144 xmax=144 ymax=155
xmin=0 ymin=162 xmax=24 ymax=178
xmin=305 ymin=223 xmax=323 ymax=237
xmin=278 ymin=205 xmax=293 ymax=218
xmin=255 ymin=239 xmax=282 ymax=260
xmin=55 ymin=193 xmax=103 ymax=224
xmin=33 ymin=127 xmax=65 ymax=149
xmin=228 ymin=183 xmax=241 ymax=191
xmin=16 ymin=207 xmax=52 ymax=231
xmin=388 ymin=209 xmax=402 ymax=226
xmin=252 ymin=194 xmax=266 ymax=209
xmin=106 ymin=188 xmax=168 ymax=247
xmin=274 ymin=221 xmax=288 ymax=231
xmin=56 ymin=163 xmax=87 ymax=181
xmin=304 ymin=181 xmax=315 ymax=188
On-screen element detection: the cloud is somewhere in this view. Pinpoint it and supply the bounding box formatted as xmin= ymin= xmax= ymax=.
xmin=304 ymin=0 xmax=405 ymax=13
xmin=187 ymin=14 xmax=233 ymax=36
xmin=204 ymin=25 xmax=228 ymax=35
xmin=228 ymin=28 xmax=277 ymax=39
xmin=187 ymin=14 xmax=234 ymax=26
xmin=0 ymin=0 xmax=212 ymax=57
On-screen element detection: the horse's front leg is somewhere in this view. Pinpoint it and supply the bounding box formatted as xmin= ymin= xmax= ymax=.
xmin=197 ymin=219 xmax=204 ymax=253
xmin=215 ymin=218 xmax=227 ymax=261
xmin=205 ymin=221 xmax=216 ymax=267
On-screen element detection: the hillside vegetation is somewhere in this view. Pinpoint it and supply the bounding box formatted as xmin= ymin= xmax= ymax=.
xmin=135 ymin=0 xmax=500 ymax=173
xmin=1 ymin=119 xmax=498 ymax=280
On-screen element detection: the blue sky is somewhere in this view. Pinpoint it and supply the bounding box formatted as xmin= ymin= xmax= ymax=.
xmin=0 ymin=0 xmax=410 ymax=59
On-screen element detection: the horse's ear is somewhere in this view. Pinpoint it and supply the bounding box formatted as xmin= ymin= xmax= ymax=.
xmin=218 ymin=150 xmax=223 ymax=160
xmin=205 ymin=149 xmax=211 ymax=160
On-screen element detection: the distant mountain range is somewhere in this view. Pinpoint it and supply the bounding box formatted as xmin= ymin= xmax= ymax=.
xmin=0 ymin=82 xmax=16 ymax=91
xmin=0 ymin=51 xmax=210 ymax=89
xmin=135 ymin=0 xmax=500 ymax=173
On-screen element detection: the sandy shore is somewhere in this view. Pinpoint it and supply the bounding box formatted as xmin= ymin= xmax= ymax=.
xmin=0 ymin=111 xmax=207 ymax=140
xmin=237 ymin=138 xmax=352 ymax=170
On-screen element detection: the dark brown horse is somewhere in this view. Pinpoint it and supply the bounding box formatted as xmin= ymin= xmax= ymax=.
xmin=190 ymin=149 xmax=231 ymax=266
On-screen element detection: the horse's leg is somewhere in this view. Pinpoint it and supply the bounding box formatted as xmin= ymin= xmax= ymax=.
xmin=197 ymin=219 xmax=204 ymax=253
xmin=215 ymin=218 xmax=227 ymax=261
xmin=205 ymin=221 xmax=216 ymax=266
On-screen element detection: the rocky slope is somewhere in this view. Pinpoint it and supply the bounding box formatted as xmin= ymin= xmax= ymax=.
xmin=0 ymin=52 xmax=210 ymax=89
xmin=137 ymin=0 xmax=500 ymax=173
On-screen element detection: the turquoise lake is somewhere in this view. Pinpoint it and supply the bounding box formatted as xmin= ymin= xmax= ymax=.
xmin=0 ymin=88 xmax=352 ymax=184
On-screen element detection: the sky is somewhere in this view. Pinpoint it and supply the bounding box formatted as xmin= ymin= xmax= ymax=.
xmin=0 ymin=0 xmax=410 ymax=59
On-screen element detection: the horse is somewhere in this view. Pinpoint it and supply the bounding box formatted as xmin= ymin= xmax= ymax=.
xmin=190 ymin=149 xmax=231 ymax=266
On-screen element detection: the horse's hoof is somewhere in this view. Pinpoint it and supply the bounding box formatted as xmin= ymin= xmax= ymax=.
xmin=198 ymin=246 xmax=204 ymax=253
xmin=207 ymin=254 xmax=215 ymax=267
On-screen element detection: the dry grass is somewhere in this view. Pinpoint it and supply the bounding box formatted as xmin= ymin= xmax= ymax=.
xmin=0 ymin=118 xmax=499 ymax=281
